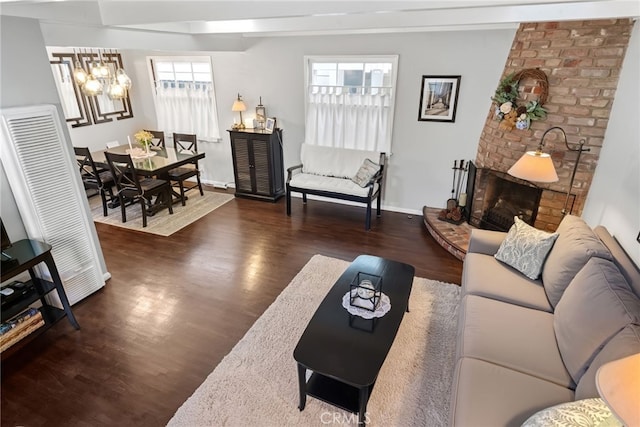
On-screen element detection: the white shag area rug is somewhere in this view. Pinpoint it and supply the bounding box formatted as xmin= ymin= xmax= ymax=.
xmin=89 ymin=191 xmax=233 ymax=236
xmin=168 ymin=254 xmax=461 ymax=427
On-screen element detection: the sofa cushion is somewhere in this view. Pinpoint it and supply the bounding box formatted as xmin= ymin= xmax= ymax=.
xmin=462 ymin=253 xmax=552 ymax=312
xmin=542 ymin=215 xmax=613 ymax=308
xmin=594 ymin=225 xmax=640 ymax=299
xmin=575 ymin=324 xmax=640 ymax=400
xmin=351 ymin=158 xmax=380 ymax=187
xmin=467 ymin=229 xmax=508 ymax=256
xmin=554 ymin=258 xmax=640 ymax=384
xmin=521 ymin=398 xmax=621 ymax=427
xmin=457 ymin=295 xmax=572 ymax=387
xmin=495 ymin=216 xmax=558 ymax=280
xmin=300 ymin=143 xmax=381 ymax=178
xmin=449 ymin=357 xmax=574 ymax=427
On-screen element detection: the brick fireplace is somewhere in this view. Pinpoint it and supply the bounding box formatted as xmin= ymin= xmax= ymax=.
xmin=475 ymin=18 xmax=634 ymax=231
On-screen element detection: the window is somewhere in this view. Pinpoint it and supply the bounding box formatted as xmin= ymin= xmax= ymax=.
xmin=304 ymin=56 xmax=398 ymax=153
xmin=149 ymin=57 xmax=220 ymax=141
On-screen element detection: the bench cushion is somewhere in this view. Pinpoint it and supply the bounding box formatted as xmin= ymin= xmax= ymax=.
xmin=300 ymin=143 xmax=381 ymax=178
xmin=289 ymin=173 xmax=378 ymax=198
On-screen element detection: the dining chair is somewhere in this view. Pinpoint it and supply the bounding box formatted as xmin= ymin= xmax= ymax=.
xmin=74 ymin=147 xmax=116 ymax=217
xmin=169 ymin=132 xmax=204 ymax=206
xmin=105 ymin=141 xmax=121 ymax=149
xmin=104 ymin=152 xmax=173 ymax=227
xmin=145 ymin=130 xmax=165 ymax=148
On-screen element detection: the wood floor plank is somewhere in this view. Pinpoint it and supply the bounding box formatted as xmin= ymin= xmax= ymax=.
xmin=1 ymin=189 xmax=462 ymax=426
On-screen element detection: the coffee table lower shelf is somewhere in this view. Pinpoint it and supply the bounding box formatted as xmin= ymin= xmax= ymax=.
xmin=301 ymin=370 xmax=375 ymax=420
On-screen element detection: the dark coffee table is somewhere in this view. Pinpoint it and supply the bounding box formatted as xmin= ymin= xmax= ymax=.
xmin=293 ymin=255 xmax=415 ymax=425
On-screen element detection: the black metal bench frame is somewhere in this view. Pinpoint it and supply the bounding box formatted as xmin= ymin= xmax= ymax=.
xmin=286 ymin=152 xmax=386 ymax=231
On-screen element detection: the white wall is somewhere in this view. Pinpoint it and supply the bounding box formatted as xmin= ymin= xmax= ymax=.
xmin=33 ymin=19 xmax=639 ymax=262
xmin=582 ymin=22 xmax=639 ymax=263
xmin=121 ymin=29 xmax=515 ymax=209
xmin=0 ymin=15 xmax=108 ymax=274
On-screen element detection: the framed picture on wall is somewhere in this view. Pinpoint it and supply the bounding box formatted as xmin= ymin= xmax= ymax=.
xmin=418 ymin=75 xmax=461 ymax=123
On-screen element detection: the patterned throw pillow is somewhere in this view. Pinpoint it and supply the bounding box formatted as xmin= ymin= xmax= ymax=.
xmin=521 ymin=398 xmax=622 ymax=427
xmin=351 ymin=158 xmax=380 ymax=188
xmin=494 ymin=216 xmax=559 ymax=280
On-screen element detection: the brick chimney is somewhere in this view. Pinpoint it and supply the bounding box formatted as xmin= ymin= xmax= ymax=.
xmin=474 ymin=19 xmax=635 ymax=231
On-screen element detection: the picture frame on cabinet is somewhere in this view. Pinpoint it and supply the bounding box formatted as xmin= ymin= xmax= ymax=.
xmin=265 ymin=117 xmax=276 ymax=133
xmin=418 ymin=75 xmax=461 ymax=123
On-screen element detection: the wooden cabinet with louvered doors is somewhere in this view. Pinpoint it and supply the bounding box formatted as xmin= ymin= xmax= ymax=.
xmin=228 ymin=129 xmax=284 ymax=202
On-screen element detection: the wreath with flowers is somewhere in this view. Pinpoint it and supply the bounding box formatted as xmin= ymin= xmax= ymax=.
xmin=492 ymin=69 xmax=548 ymax=131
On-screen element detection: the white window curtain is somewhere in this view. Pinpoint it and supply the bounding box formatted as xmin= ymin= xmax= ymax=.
xmin=155 ymin=82 xmax=221 ymax=142
xmin=305 ymin=87 xmax=391 ymax=152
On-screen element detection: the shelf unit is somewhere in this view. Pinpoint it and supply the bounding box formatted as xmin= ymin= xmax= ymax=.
xmin=1 ymin=239 xmax=80 ymax=359
xmin=228 ymin=128 xmax=285 ymax=202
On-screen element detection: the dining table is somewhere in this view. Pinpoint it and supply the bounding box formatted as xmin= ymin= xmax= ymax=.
xmin=91 ymin=143 xmax=206 ymax=204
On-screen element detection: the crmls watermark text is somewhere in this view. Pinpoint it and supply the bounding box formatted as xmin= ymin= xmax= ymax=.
xmin=320 ymin=412 xmax=371 ymax=424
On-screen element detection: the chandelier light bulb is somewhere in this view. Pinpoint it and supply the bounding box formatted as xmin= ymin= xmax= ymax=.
xmin=83 ymin=75 xmax=103 ymax=96
xmin=90 ymin=65 xmax=100 ymax=78
xmin=99 ymin=63 xmax=110 ymax=79
xmin=116 ymin=69 xmax=132 ymax=90
xmin=107 ymin=79 xmax=126 ymax=100
xmin=73 ymin=60 xmax=88 ymax=85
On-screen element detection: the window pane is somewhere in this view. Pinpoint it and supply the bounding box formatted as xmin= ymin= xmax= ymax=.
xmin=157 ymin=71 xmax=175 ymax=81
xmin=192 ymin=63 xmax=210 ymax=73
xmin=338 ymin=63 xmax=364 ymax=71
xmin=155 ymin=62 xmax=174 ymax=72
xmin=193 ymin=72 xmax=212 ymax=82
xmin=175 ymin=72 xmax=192 ymax=82
xmin=173 ymin=63 xmax=192 ymax=73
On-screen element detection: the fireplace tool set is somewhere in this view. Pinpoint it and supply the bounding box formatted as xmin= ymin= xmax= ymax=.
xmin=439 ymin=159 xmax=469 ymax=224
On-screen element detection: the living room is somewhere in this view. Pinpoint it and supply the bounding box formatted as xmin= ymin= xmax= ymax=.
xmin=1 ymin=1 xmax=639 ymax=425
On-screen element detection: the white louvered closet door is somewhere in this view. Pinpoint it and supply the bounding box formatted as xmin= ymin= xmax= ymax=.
xmin=1 ymin=104 xmax=105 ymax=305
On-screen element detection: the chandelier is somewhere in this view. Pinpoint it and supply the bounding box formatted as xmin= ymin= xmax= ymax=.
xmin=73 ymin=49 xmax=132 ymax=100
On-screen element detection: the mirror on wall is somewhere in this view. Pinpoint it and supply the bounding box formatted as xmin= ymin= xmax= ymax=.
xmin=48 ymin=49 xmax=133 ymax=127
xmin=77 ymin=51 xmax=134 ymax=124
xmin=49 ymin=53 xmax=92 ymax=127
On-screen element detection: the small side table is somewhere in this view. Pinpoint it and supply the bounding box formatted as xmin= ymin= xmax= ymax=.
xmin=1 ymin=239 xmax=80 ymax=358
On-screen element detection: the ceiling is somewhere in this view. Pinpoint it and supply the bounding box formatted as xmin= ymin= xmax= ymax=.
xmin=0 ymin=0 xmax=638 ymax=37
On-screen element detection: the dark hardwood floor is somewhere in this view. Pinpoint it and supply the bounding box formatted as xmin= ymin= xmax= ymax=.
xmin=1 ymin=189 xmax=462 ymax=426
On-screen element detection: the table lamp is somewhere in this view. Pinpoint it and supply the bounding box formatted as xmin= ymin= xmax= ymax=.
xmin=232 ymin=93 xmax=247 ymax=130
xmin=596 ymin=353 xmax=640 ymax=426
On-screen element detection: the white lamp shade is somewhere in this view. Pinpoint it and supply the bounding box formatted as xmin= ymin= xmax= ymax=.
xmin=596 ymin=353 xmax=640 ymax=426
xmin=232 ymin=99 xmax=247 ymax=112
xmin=507 ymin=151 xmax=559 ymax=183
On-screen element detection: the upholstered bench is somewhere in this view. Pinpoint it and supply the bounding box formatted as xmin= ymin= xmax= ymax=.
xmin=286 ymin=143 xmax=385 ymax=230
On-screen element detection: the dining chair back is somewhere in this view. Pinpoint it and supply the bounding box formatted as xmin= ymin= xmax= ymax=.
xmin=104 ymin=151 xmax=174 ymax=227
xmin=145 ymin=130 xmax=165 ymax=148
xmin=74 ymin=146 xmax=115 ymax=217
xmin=173 ymin=133 xmax=197 ymax=153
xmin=169 ymin=132 xmax=204 ymax=205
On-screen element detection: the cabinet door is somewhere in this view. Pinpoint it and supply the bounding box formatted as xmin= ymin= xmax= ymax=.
xmin=251 ymin=137 xmax=273 ymax=196
xmin=232 ymin=137 xmax=253 ymax=193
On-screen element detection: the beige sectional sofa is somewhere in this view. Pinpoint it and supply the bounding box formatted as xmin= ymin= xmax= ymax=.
xmin=449 ymin=215 xmax=640 ymax=426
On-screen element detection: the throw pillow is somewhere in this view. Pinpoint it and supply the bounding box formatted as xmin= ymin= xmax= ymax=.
xmin=351 ymin=158 xmax=380 ymax=188
xmin=494 ymin=216 xmax=559 ymax=280
xmin=521 ymin=398 xmax=622 ymax=427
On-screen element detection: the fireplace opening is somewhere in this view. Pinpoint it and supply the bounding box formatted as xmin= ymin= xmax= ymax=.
xmin=465 ymin=163 xmax=543 ymax=232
